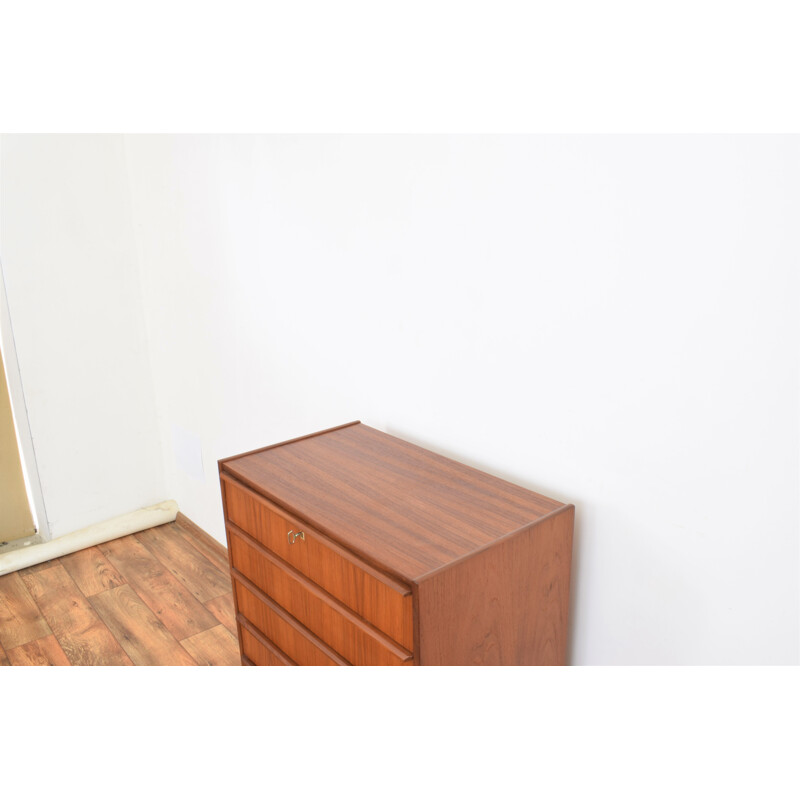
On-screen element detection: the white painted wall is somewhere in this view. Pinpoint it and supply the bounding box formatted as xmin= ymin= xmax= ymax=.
xmin=2 ymin=134 xmax=796 ymax=663
xmin=0 ymin=135 xmax=165 ymax=538
xmin=124 ymin=135 xmax=799 ymax=665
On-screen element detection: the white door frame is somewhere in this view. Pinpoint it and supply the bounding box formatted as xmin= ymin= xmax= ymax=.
xmin=0 ymin=259 xmax=50 ymax=540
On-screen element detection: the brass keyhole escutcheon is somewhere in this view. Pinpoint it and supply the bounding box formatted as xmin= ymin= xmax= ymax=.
xmin=287 ymin=529 xmax=305 ymax=544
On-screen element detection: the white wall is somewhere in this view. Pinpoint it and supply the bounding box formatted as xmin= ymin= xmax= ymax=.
xmin=1 ymin=134 xmax=795 ymax=663
xmin=124 ymin=135 xmax=798 ymax=665
xmin=0 ymin=135 xmax=165 ymax=538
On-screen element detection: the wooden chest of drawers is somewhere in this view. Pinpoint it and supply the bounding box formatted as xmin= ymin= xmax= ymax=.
xmin=219 ymin=421 xmax=574 ymax=666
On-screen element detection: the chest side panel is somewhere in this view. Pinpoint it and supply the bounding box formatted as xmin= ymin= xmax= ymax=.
xmin=416 ymin=505 xmax=574 ymax=666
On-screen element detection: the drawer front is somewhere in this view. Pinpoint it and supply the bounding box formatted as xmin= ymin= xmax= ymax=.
xmin=240 ymin=624 xmax=291 ymax=666
xmin=235 ymin=579 xmax=345 ymax=666
xmin=223 ymin=474 xmax=413 ymax=650
xmin=229 ymin=527 xmax=412 ymax=666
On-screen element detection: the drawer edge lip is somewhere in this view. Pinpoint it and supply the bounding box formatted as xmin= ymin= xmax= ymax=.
xmin=228 ymin=523 xmax=414 ymax=663
xmin=238 ymin=614 xmax=297 ymax=665
xmin=232 ymin=568 xmax=350 ymax=665
xmin=221 ymin=470 xmax=412 ymax=596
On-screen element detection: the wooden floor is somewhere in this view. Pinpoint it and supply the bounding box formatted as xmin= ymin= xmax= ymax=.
xmin=0 ymin=514 xmax=239 ymax=666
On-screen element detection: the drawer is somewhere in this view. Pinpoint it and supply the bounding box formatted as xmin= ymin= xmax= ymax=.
xmin=234 ymin=577 xmax=346 ymax=666
xmin=222 ymin=474 xmax=413 ymax=650
xmin=228 ymin=525 xmax=412 ymax=666
xmin=239 ymin=620 xmax=292 ymax=666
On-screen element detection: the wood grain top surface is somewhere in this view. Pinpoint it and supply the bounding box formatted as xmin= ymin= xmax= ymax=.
xmin=220 ymin=422 xmax=567 ymax=582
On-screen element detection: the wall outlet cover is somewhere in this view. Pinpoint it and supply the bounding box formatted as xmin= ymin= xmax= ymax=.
xmin=171 ymin=423 xmax=205 ymax=481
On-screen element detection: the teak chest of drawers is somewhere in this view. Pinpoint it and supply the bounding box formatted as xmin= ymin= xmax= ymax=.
xmin=219 ymin=422 xmax=574 ymax=666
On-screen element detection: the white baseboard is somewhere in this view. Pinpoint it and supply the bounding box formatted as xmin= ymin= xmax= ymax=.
xmin=0 ymin=500 xmax=179 ymax=576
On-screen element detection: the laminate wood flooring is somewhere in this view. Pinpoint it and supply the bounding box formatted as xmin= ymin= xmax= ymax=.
xmin=0 ymin=514 xmax=238 ymax=666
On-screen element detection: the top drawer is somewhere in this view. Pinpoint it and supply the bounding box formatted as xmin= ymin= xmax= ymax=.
xmin=221 ymin=473 xmax=413 ymax=651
